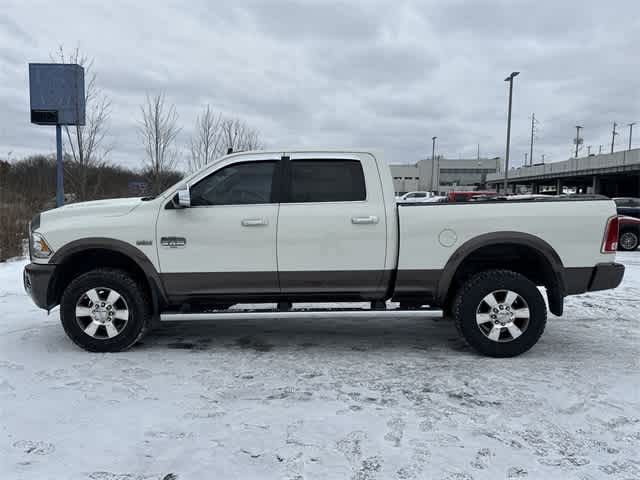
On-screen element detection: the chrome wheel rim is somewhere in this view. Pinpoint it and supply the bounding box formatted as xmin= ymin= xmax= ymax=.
xmin=619 ymin=232 xmax=638 ymax=250
xmin=75 ymin=287 xmax=129 ymax=339
xmin=476 ymin=289 xmax=530 ymax=343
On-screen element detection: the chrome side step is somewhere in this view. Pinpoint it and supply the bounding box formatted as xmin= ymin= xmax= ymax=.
xmin=160 ymin=308 xmax=443 ymax=322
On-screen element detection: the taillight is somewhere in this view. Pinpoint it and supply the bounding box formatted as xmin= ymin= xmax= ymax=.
xmin=601 ymin=215 xmax=619 ymax=253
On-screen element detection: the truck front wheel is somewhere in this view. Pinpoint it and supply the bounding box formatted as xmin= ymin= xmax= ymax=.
xmin=452 ymin=270 xmax=547 ymax=357
xmin=60 ymin=268 xmax=152 ymax=352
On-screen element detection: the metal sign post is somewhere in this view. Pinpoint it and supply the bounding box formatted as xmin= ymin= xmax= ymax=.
xmin=55 ymin=124 xmax=63 ymax=207
xmin=28 ymin=63 xmax=85 ymax=207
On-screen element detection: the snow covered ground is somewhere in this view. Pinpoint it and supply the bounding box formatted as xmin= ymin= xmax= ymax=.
xmin=1 ymin=255 xmax=639 ymax=480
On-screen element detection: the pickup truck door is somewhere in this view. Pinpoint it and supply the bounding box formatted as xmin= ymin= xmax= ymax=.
xmin=276 ymin=153 xmax=388 ymax=297
xmin=156 ymin=156 xmax=280 ymax=300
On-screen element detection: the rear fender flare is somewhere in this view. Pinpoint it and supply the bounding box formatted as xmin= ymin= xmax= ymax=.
xmin=436 ymin=231 xmax=566 ymax=315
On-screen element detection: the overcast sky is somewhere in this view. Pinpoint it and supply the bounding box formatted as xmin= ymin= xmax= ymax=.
xmin=1 ymin=0 xmax=639 ymax=169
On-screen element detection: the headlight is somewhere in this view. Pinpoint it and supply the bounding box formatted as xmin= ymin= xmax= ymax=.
xmin=31 ymin=232 xmax=53 ymax=259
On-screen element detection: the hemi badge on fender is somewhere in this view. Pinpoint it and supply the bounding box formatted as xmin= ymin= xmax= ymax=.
xmin=136 ymin=240 xmax=153 ymax=246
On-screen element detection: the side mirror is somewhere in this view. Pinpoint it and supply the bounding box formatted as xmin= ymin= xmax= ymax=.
xmin=173 ymin=187 xmax=191 ymax=208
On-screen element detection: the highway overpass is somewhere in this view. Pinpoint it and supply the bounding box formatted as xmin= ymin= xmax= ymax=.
xmin=486 ymin=149 xmax=640 ymax=197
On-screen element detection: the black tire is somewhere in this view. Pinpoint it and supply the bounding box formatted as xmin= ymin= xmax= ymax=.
xmin=452 ymin=270 xmax=547 ymax=357
xmin=60 ymin=268 xmax=151 ymax=352
xmin=618 ymin=229 xmax=639 ymax=251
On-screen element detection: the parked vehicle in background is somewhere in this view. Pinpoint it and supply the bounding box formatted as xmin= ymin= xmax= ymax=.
xmin=618 ymin=216 xmax=640 ymax=251
xmin=448 ymin=191 xmax=497 ymax=202
xmin=424 ymin=195 xmax=448 ymax=203
xmin=397 ymin=191 xmax=433 ymax=202
xmin=24 ymin=149 xmax=624 ymax=357
xmin=614 ymin=197 xmax=640 ymax=219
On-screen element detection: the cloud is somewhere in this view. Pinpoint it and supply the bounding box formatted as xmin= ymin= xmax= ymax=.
xmin=1 ymin=0 xmax=639 ymax=169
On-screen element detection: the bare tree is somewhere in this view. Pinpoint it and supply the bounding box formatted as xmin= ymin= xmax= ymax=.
xmin=52 ymin=46 xmax=112 ymax=201
xmin=220 ymin=117 xmax=262 ymax=154
xmin=138 ymin=92 xmax=181 ymax=195
xmin=188 ymin=105 xmax=222 ymax=171
xmin=188 ymin=105 xmax=263 ymax=172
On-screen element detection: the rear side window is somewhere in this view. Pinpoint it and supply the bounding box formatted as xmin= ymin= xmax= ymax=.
xmin=289 ymin=160 xmax=366 ymax=202
xmin=190 ymin=161 xmax=277 ymax=206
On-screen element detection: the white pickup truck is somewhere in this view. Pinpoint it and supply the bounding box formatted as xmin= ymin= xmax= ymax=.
xmin=24 ymin=150 xmax=624 ymax=357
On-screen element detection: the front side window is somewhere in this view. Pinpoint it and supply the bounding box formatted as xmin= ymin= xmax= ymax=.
xmin=289 ymin=160 xmax=366 ymax=202
xmin=190 ymin=161 xmax=277 ymax=206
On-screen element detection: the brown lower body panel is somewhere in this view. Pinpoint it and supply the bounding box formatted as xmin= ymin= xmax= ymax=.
xmin=391 ymin=269 xmax=443 ymax=303
xmin=161 ymin=269 xmax=405 ymax=304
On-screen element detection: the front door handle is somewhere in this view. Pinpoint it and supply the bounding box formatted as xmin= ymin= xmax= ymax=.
xmin=351 ymin=215 xmax=379 ymax=225
xmin=241 ymin=218 xmax=268 ymax=227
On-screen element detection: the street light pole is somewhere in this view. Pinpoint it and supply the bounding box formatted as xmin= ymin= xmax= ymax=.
xmin=611 ymin=122 xmax=618 ymax=153
xmin=431 ymin=136 xmax=437 ymax=192
xmin=529 ymin=113 xmax=535 ymax=166
xmin=575 ymin=125 xmax=583 ymax=158
xmin=503 ymin=71 xmax=519 ymax=192
xmin=629 ymin=122 xmax=636 ymax=151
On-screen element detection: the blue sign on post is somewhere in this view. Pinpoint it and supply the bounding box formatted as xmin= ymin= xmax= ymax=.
xmin=29 ymin=63 xmax=85 ymax=207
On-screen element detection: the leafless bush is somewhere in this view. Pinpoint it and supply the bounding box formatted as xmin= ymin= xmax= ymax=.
xmin=0 ymin=154 xmax=182 ymax=261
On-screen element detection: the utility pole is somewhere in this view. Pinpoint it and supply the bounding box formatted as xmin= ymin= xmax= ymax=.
xmin=629 ymin=122 xmax=636 ymax=151
xmin=529 ymin=113 xmax=535 ymax=166
xmin=503 ymin=71 xmax=520 ymax=192
xmin=611 ymin=122 xmax=618 ymax=153
xmin=574 ymin=125 xmax=583 ymax=158
xmin=477 ymin=143 xmax=480 ymax=161
xmin=599 ymin=145 xmax=603 ymax=155
xmin=431 ymin=136 xmax=437 ymax=192
xmin=541 ymin=154 xmax=545 ymax=163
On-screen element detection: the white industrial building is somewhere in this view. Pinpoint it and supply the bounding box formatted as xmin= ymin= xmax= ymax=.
xmin=390 ymin=157 xmax=502 ymax=195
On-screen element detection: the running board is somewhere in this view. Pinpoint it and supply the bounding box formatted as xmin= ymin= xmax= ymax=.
xmin=160 ymin=307 xmax=443 ymax=322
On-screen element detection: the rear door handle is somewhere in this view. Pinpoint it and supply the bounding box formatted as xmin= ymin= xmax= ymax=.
xmin=351 ymin=215 xmax=379 ymax=225
xmin=241 ymin=218 xmax=268 ymax=227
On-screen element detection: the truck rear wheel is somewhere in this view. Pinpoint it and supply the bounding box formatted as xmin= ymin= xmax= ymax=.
xmin=452 ymin=270 xmax=547 ymax=357
xmin=60 ymin=268 xmax=151 ymax=352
